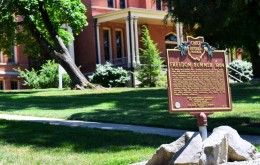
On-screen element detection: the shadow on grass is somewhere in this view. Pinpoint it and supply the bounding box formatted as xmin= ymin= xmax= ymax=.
xmin=0 ymin=84 xmax=259 ymax=135
xmin=0 ymin=120 xmax=172 ymax=153
xmin=231 ymin=82 xmax=260 ymax=103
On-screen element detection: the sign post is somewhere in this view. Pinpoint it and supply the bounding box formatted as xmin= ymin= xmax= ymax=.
xmin=167 ymin=36 xmax=232 ymax=140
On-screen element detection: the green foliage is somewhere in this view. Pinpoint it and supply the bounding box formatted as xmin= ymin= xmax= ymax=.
xmin=229 ymin=60 xmax=253 ymax=82
xmin=90 ymin=62 xmax=130 ymax=87
xmin=17 ymin=68 xmax=41 ymax=89
xmin=137 ymin=26 xmax=163 ymax=87
xmin=0 ymin=0 xmax=87 ymax=56
xmin=18 ymin=60 xmax=71 ymax=88
xmin=164 ymin=0 xmax=260 ymax=77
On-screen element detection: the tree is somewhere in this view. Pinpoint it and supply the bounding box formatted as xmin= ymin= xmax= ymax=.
xmin=137 ymin=26 xmax=163 ymax=87
xmin=163 ymin=0 xmax=260 ymax=77
xmin=0 ymin=0 xmax=96 ymax=89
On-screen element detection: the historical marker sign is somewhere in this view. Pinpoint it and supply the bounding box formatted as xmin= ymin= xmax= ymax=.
xmin=167 ymin=36 xmax=232 ymax=112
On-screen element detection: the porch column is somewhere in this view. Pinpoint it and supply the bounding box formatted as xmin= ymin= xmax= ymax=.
xmin=179 ymin=22 xmax=184 ymax=43
xmin=133 ymin=16 xmax=140 ymax=65
xmin=125 ymin=17 xmax=131 ymax=68
xmin=130 ymin=16 xmax=136 ymax=67
xmin=96 ymin=22 xmax=102 ymax=64
xmin=176 ymin=22 xmax=181 ymax=45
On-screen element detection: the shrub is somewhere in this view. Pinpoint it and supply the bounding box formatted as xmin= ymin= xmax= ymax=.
xmin=229 ymin=60 xmax=253 ymax=82
xmin=17 ymin=68 xmax=41 ymax=89
xmin=137 ymin=26 xmax=163 ymax=87
xmin=90 ymin=62 xmax=130 ymax=87
xmin=18 ymin=60 xmax=71 ymax=89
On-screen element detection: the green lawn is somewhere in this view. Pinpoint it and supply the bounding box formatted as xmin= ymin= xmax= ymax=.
xmin=0 ymin=120 xmax=172 ymax=165
xmin=0 ymin=82 xmax=259 ymax=135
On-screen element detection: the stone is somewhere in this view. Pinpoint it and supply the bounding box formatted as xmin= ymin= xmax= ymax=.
xmin=170 ymin=132 xmax=203 ymax=165
xmin=256 ymin=153 xmax=260 ymax=159
xmin=146 ymin=132 xmax=195 ymax=165
xmin=213 ymin=126 xmax=257 ymax=161
xmin=220 ymin=158 xmax=260 ymax=165
xmin=202 ymin=130 xmax=228 ymax=165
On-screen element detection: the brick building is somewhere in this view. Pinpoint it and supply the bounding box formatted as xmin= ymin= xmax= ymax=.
xmin=0 ymin=46 xmax=28 ymax=90
xmin=75 ymin=0 xmax=183 ymax=73
xmin=0 ymin=0 xmax=183 ymax=90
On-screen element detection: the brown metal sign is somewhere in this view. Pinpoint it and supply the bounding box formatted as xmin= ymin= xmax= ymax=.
xmin=167 ymin=36 xmax=232 ymax=112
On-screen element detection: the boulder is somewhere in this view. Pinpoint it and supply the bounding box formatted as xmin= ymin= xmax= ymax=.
xmin=213 ymin=126 xmax=257 ymax=161
xmin=220 ymin=158 xmax=260 ymax=165
xmin=146 ymin=132 xmax=195 ymax=165
xmin=170 ymin=132 xmax=203 ymax=165
xmin=202 ymin=130 xmax=228 ymax=165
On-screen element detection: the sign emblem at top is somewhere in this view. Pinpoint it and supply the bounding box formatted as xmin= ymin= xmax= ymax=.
xmin=187 ymin=36 xmax=205 ymax=61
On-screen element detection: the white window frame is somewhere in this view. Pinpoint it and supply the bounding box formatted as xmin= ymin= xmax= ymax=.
xmin=0 ymin=80 xmax=5 ymax=90
xmin=115 ymin=29 xmax=125 ymax=59
xmin=103 ymin=27 xmax=112 ymax=62
xmin=0 ymin=46 xmax=17 ymax=64
xmin=107 ymin=0 xmax=115 ymax=8
xmin=10 ymin=80 xmax=19 ymax=90
xmin=119 ymin=0 xmax=127 ymax=8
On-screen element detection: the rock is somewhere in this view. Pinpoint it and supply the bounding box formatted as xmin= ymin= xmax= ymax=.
xmin=213 ymin=126 xmax=257 ymax=161
xmin=220 ymin=158 xmax=260 ymax=165
xmin=202 ymin=130 xmax=228 ymax=165
xmin=256 ymin=153 xmax=260 ymax=159
xmin=146 ymin=132 xmax=195 ymax=165
xmin=170 ymin=132 xmax=203 ymax=165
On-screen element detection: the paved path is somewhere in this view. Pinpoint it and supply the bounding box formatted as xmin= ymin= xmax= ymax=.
xmin=0 ymin=114 xmax=259 ymax=145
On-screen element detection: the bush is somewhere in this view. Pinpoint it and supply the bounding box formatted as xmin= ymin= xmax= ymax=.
xmin=229 ymin=60 xmax=253 ymax=82
xmin=90 ymin=62 xmax=130 ymax=87
xmin=137 ymin=26 xmax=163 ymax=87
xmin=18 ymin=60 xmax=71 ymax=89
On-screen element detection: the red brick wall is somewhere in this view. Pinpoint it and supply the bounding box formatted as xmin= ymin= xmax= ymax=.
xmin=75 ymin=0 xmax=97 ymax=73
xmin=145 ymin=24 xmax=176 ymax=60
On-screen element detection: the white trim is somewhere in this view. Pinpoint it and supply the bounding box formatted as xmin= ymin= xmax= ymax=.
xmin=92 ymin=6 xmax=120 ymax=11
xmin=125 ymin=18 xmax=131 ymax=68
xmin=94 ymin=8 xmax=168 ymax=24
xmin=0 ymin=51 xmax=3 ymax=63
xmin=133 ymin=17 xmax=140 ymax=65
xmin=96 ymin=23 xmax=101 ymax=64
xmin=115 ymin=28 xmax=125 ymax=58
xmin=0 ymin=71 xmax=19 ymax=75
xmin=130 ymin=16 xmax=136 ymax=66
xmin=14 ymin=46 xmax=17 ymax=64
xmin=176 ymin=22 xmax=180 ymax=45
xmin=103 ymin=27 xmax=113 ymax=62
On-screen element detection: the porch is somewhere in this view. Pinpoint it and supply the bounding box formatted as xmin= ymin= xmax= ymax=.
xmin=93 ymin=8 xmax=184 ymax=68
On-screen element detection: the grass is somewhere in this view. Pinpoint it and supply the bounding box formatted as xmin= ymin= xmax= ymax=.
xmin=0 ymin=120 xmax=172 ymax=165
xmin=0 ymin=82 xmax=259 ymax=135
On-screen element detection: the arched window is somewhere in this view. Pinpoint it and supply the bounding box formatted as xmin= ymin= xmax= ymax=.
xmin=165 ymin=33 xmax=177 ymax=49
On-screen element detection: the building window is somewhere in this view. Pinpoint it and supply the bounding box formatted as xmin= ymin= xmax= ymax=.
xmin=156 ymin=0 xmax=162 ymax=10
xmin=0 ymin=47 xmax=16 ymax=63
xmin=165 ymin=33 xmax=177 ymax=49
xmin=7 ymin=47 xmax=15 ymax=63
xmin=10 ymin=81 xmax=18 ymax=90
xmin=115 ymin=30 xmax=124 ymax=58
xmin=107 ymin=0 xmax=114 ymax=8
xmin=0 ymin=81 xmax=3 ymax=90
xmin=120 ymin=0 xmax=126 ymax=9
xmin=103 ymin=29 xmax=111 ymax=61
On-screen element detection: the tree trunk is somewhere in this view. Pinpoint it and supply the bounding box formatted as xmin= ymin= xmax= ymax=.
xmin=248 ymin=43 xmax=260 ymax=78
xmin=53 ymin=37 xmax=96 ymax=89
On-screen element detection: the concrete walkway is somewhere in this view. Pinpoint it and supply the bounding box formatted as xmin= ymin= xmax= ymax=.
xmin=0 ymin=114 xmax=259 ymax=145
